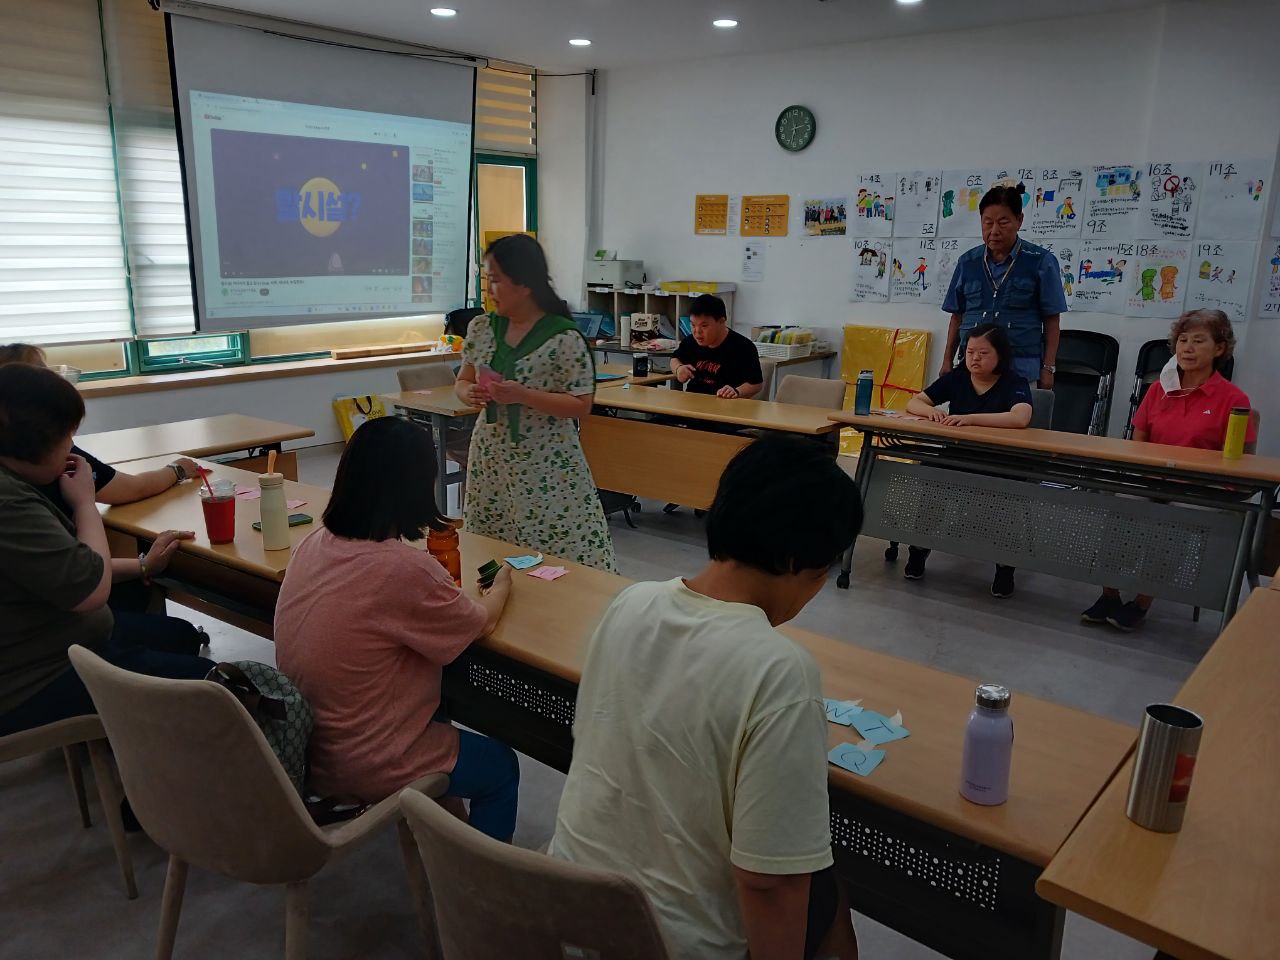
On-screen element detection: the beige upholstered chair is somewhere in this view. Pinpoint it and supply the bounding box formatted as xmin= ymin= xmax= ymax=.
xmin=69 ymin=646 xmax=448 ymax=960
xmin=397 ymin=364 xmax=455 ymax=392
xmin=399 ymin=788 xmax=673 ymax=960
xmin=757 ymin=357 xmax=777 ymax=399
xmin=0 ymin=715 xmax=136 ymax=898
xmin=775 ymin=374 xmax=848 ymax=409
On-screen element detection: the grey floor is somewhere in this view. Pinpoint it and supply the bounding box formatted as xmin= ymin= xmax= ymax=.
xmin=2 ymin=442 xmax=1239 ymax=960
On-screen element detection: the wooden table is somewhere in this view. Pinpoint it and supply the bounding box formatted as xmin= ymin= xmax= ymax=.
xmin=381 ymin=388 xmax=478 ymax=507
xmin=78 ymin=414 xmax=315 ymax=480
xmin=1037 ymin=587 xmax=1280 ymax=960
xmin=596 ymin=361 xmax=674 ymax=387
xmin=831 ymin=412 xmax=1280 ymax=623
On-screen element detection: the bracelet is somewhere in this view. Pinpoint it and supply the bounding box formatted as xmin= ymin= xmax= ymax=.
xmin=138 ymin=553 xmax=152 ymax=586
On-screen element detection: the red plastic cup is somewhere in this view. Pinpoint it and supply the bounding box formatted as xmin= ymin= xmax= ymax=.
xmin=200 ymin=492 xmax=236 ymax=545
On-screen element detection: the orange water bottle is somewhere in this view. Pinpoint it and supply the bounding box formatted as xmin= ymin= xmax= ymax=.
xmin=427 ymin=526 xmax=463 ymax=587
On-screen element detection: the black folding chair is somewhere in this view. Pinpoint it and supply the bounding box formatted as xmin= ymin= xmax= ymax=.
xmin=1052 ymin=330 xmax=1119 ymax=435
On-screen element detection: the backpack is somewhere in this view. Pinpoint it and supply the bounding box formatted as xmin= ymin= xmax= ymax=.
xmin=205 ymin=661 xmax=313 ymax=794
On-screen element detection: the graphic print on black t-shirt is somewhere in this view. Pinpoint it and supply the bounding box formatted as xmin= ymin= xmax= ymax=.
xmin=673 ymin=329 xmax=764 ymax=395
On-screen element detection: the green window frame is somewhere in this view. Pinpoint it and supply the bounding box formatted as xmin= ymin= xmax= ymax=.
xmin=474 ymin=153 xmax=538 ymax=304
xmin=134 ymin=333 xmax=248 ymax=373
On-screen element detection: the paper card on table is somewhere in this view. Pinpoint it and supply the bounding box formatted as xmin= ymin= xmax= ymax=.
xmin=235 ymin=485 xmax=260 ymax=499
xmin=852 ymin=710 xmax=910 ymax=746
xmin=528 ymin=566 xmax=566 ymax=581
xmin=828 ymin=743 xmax=886 ymax=778
xmin=286 ymin=499 xmax=306 ymax=509
xmin=823 ymin=698 xmax=864 ymax=726
xmin=505 ymin=553 xmax=544 ymax=570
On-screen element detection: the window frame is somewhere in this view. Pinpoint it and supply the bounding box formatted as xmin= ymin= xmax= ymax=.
xmin=473 ymin=152 xmax=538 ymax=304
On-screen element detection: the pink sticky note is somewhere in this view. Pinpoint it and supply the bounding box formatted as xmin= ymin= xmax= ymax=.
xmin=235 ymin=485 xmax=260 ymax=500
xmin=527 ymin=566 xmax=566 ymax=581
xmin=286 ymin=498 xmax=307 ymax=509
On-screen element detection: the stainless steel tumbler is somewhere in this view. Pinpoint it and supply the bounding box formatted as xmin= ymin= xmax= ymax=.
xmin=1125 ymin=703 xmax=1204 ymax=833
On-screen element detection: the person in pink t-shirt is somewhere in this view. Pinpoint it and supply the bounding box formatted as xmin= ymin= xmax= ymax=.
xmin=1081 ymin=309 xmax=1256 ymax=632
xmin=275 ymin=417 xmax=518 ymax=840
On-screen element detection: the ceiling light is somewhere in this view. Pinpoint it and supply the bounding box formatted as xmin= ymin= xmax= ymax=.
xmin=569 ymin=38 xmax=592 ymax=46
xmin=429 ymin=7 xmax=457 ymax=16
xmin=713 ymin=18 xmax=738 ymax=28
xmin=896 ymin=0 xmax=923 ymax=5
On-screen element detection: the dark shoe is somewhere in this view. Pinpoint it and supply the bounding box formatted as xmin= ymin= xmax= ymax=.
xmin=991 ymin=565 xmax=1016 ymax=599
xmin=1107 ymin=601 xmax=1149 ymax=632
xmin=1081 ymin=593 xmax=1123 ymax=624
xmin=884 ymin=542 xmax=900 ymax=562
xmin=693 ymin=508 xmax=707 ymax=520
xmin=662 ymin=502 xmax=680 ymax=515
xmin=904 ymin=547 xmax=929 ymax=580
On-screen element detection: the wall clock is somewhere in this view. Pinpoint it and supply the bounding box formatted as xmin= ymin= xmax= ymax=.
xmin=775 ymin=105 xmax=816 ymax=152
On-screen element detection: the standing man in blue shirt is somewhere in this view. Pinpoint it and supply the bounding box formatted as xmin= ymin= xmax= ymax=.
xmin=939 ymin=184 xmax=1067 ymax=388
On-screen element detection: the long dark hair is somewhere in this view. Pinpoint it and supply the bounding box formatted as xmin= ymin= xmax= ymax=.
xmin=323 ymin=417 xmax=446 ymax=542
xmin=964 ymin=322 xmax=1013 ymax=375
xmin=483 ymin=234 xmax=573 ymax=320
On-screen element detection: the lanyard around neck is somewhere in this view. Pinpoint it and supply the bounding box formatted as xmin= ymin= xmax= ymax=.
xmin=983 ymin=240 xmax=1022 ymax=299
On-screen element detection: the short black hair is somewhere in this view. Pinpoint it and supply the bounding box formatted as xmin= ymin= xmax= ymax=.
xmin=706 ymin=436 xmax=863 ymax=575
xmin=445 ymin=306 xmax=484 ymax=338
xmin=0 ymin=363 xmax=84 ymax=464
xmin=963 ymin=322 xmax=1013 ymax=375
xmin=979 ymin=184 xmax=1026 ymax=218
xmin=323 ymin=417 xmax=447 ymax=541
xmin=688 ymin=294 xmax=727 ymax=321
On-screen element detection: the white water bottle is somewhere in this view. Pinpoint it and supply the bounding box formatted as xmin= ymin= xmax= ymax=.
xmin=258 ymin=473 xmax=291 ymax=551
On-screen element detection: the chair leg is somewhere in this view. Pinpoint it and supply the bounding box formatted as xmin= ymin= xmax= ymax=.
xmin=285 ymin=881 xmax=310 ymax=960
xmin=87 ymin=739 xmax=137 ymax=899
xmin=1193 ymin=606 xmax=1201 ymax=622
xmin=64 ymin=744 xmax=92 ymax=828
xmin=397 ymin=820 xmax=442 ymax=960
xmin=155 ymin=856 xmax=188 ymax=960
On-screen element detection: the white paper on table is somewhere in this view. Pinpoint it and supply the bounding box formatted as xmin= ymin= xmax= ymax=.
xmin=1197 ymin=159 xmax=1270 ymax=240
xmin=1184 ymin=240 xmax=1256 ymax=321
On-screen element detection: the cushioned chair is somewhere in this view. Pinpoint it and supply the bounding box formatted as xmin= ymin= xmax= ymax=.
xmin=775 ymin=374 xmax=847 ymax=409
xmin=0 ymin=715 xmax=136 ymax=898
xmin=399 ymin=788 xmax=672 ymax=960
xmin=69 ymin=646 xmax=448 ymax=960
xmin=757 ymin=357 xmax=777 ymax=399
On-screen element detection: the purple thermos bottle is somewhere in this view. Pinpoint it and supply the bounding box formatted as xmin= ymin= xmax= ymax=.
xmin=959 ymin=683 xmax=1013 ymax=806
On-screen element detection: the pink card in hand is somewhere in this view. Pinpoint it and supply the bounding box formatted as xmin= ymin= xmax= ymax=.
xmin=527 ymin=566 xmax=566 ymax=581
xmin=477 ymin=364 xmax=502 ymax=390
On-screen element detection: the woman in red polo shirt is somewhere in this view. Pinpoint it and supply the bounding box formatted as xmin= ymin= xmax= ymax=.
xmin=1081 ymin=309 xmax=1255 ymax=631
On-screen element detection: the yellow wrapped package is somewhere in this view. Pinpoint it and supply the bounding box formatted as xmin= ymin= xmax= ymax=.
xmin=838 ymin=326 xmax=931 ymax=455
xmin=332 ymin=395 xmax=387 ymax=442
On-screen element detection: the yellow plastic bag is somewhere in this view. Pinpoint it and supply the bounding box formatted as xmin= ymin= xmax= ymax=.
xmin=332 ymin=395 xmax=387 ymax=442
xmin=839 ymin=326 xmax=931 ymax=455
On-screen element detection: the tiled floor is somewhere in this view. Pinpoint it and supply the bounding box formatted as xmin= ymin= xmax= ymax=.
xmin=2 ymin=443 xmax=1232 ymax=959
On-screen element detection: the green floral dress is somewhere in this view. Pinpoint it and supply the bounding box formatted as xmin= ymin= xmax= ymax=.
xmin=462 ymin=314 xmax=618 ymax=572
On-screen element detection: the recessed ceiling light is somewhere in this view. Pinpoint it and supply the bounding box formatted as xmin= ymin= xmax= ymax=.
xmin=896 ymin=0 xmax=923 ymax=5
xmin=429 ymin=7 xmax=457 ymax=16
xmin=713 ymin=18 xmax=738 ymax=28
xmin=569 ymin=38 xmax=592 ymax=46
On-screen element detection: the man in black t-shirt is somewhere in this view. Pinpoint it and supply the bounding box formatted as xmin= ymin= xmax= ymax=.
xmin=671 ymin=295 xmax=763 ymax=399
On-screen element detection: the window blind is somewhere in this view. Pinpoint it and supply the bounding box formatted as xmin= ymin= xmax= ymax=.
xmin=475 ymin=64 xmax=536 ymax=156
xmin=0 ymin=0 xmax=133 ymax=345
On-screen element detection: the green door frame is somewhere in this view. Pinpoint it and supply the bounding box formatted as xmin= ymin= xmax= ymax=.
xmin=473 ymin=153 xmax=538 ymax=305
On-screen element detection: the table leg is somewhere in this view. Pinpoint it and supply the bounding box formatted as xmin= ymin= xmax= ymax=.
xmin=1221 ymin=508 xmax=1258 ymax=627
xmin=432 ymin=412 xmax=449 ymax=511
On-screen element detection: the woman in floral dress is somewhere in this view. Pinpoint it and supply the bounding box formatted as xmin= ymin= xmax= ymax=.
xmin=454 ymin=234 xmax=617 ymax=572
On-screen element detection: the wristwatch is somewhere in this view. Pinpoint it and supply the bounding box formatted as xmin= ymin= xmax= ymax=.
xmin=168 ymin=462 xmax=188 ymax=483
xmin=1042 ymin=364 xmax=1056 ymax=373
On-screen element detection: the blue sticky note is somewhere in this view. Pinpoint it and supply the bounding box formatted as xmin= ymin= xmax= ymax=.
xmin=823 ymin=698 xmax=864 ymax=726
xmin=851 ymin=710 xmax=910 ymax=746
xmin=828 ymin=743 xmax=886 ymax=777
xmin=504 ymin=553 xmax=544 ymax=570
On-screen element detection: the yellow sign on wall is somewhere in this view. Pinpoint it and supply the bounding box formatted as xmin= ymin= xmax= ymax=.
xmin=740 ymin=194 xmax=790 ymax=237
xmin=694 ymin=194 xmax=730 ymax=235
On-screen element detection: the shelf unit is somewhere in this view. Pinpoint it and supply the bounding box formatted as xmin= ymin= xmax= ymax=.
xmin=584 ymin=285 xmax=737 ymax=343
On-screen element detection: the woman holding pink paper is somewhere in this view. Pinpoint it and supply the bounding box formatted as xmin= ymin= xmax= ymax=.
xmin=454 ymin=235 xmax=617 ymax=572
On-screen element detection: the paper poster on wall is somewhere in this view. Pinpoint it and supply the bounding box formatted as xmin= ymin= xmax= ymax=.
xmin=1025 ymin=165 xmax=1085 ymax=239
xmin=804 ymin=197 xmax=848 ymax=237
xmin=1074 ymin=240 xmax=1131 ymax=314
xmin=924 ymin=237 xmax=973 ymax=307
xmin=892 ymin=170 xmax=941 ymax=238
xmin=1184 ymin=240 xmax=1256 ymax=321
xmin=741 ymin=194 xmax=790 ymax=237
xmin=1038 ymin=239 xmax=1080 ymax=309
xmin=851 ymin=239 xmax=891 ymax=302
xmin=1196 ymin=159 xmax=1270 ymax=240
xmin=1125 ymin=240 xmax=1190 ymax=318
xmin=1140 ymin=162 xmax=1203 ymax=239
xmin=1084 ymin=164 xmax=1144 ymax=239
xmin=1272 ymin=200 xmax=1280 ymax=238
xmin=694 ymin=194 xmax=730 ymax=235
xmin=992 ymin=166 xmax=1034 ymax=208
xmin=939 ymin=169 xmax=994 ymax=238
xmin=889 ymin=237 xmax=936 ymax=301
xmin=742 ymin=241 xmax=765 ymax=282
xmin=726 ymin=195 xmax=741 ymax=237
xmin=1259 ymin=241 xmax=1280 ymax=319
xmin=851 ymin=172 xmax=894 ymax=238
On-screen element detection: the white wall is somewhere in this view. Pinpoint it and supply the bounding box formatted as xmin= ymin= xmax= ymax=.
xmin=567 ymin=0 xmax=1280 ymax=449
xmin=537 ymin=73 xmax=593 ymax=311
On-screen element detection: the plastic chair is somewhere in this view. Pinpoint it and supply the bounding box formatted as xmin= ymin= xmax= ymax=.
xmin=1030 ymin=388 xmax=1056 ymax=430
xmin=399 ymin=788 xmax=673 ymax=960
xmin=0 ymin=715 xmax=137 ymax=898
xmin=1052 ymin=330 xmax=1119 ymax=435
xmin=1123 ymin=339 xmax=1236 ymax=438
xmin=68 ymin=646 xmax=447 ymax=960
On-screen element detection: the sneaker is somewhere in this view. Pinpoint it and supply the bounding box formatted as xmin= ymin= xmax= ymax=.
xmin=991 ymin=565 xmax=1016 ymax=599
xmin=884 ymin=542 xmax=900 ymax=563
xmin=662 ymin=502 xmax=680 ymax=515
xmin=1107 ymin=601 xmax=1149 ymax=632
xmin=1081 ymin=593 xmax=1122 ymax=624
xmin=904 ymin=547 xmax=929 ymax=580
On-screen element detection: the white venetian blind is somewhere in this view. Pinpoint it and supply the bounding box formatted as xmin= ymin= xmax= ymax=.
xmin=474 ymin=64 xmax=536 ymax=156
xmin=0 ymin=0 xmax=134 ymax=345
xmin=101 ymin=0 xmax=195 ymax=338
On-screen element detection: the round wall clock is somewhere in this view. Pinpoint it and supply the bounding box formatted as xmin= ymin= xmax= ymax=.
xmin=775 ymin=105 xmax=816 ymax=152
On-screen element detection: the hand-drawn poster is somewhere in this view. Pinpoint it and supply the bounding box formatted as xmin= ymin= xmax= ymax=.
xmin=1038 ymin=239 xmax=1081 ymax=309
xmin=804 ymin=197 xmax=848 ymax=237
xmin=851 ymin=172 xmax=894 ymax=238
xmin=1141 ymin=162 xmax=1203 ymax=239
xmin=1259 ymin=241 xmax=1280 ymax=319
xmin=923 ymin=237 xmax=972 ymax=307
xmin=1196 ymin=158 xmax=1270 ymax=240
xmin=891 ymin=170 xmax=941 ymax=238
xmin=1084 ymin=164 xmax=1144 ymax=240
xmin=1074 ymin=240 xmax=1131 ymax=314
xmin=1025 ymin=165 xmax=1085 ymax=239
xmin=1184 ymin=241 xmax=1256 ymax=320
xmin=1125 ymin=240 xmax=1190 ymax=318
xmin=890 ymin=237 xmax=946 ymax=301
xmin=694 ymin=194 xmax=730 ymax=235
xmin=992 ymin=166 xmax=1034 ymax=210
xmin=939 ymin=169 xmax=994 ymax=238
xmin=851 ymin=238 xmax=891 ymax=302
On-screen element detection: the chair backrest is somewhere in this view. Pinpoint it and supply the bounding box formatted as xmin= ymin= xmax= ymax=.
xmin=398 ymin=363 xmax=456 ymax=392
xmin=1030 ymin=387 xmax=1055 ymax=430
xmin=776 ymin=374 xmax=847 ymax=409
xmin=1134 ymin=337 xmax=1236 ymax=382
xmin=445 ymin=306 xmax=485 ymax=338
xmin=1056 ymin=329 xmax=1120 ymax=378
xmin=68 ymin=646 xmax=330 ymax=884
xmin=758 ymin=358 xmax=776 ymax=398
xmin=399 ymin=790 xmax=672 ymax=960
